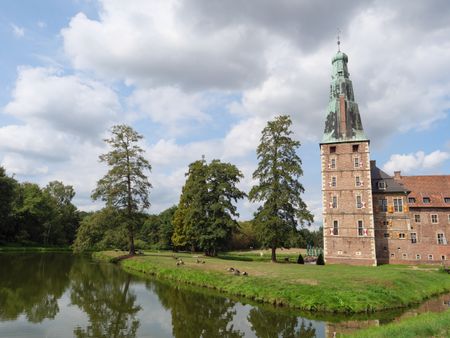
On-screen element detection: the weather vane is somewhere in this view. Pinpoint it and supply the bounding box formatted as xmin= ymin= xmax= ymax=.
xmin=337 ymin=28 xmax=341 ymax=52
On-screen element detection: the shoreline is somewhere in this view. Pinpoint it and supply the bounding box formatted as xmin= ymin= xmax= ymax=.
xmin=93 ymin=250 xmax=450 ymax=314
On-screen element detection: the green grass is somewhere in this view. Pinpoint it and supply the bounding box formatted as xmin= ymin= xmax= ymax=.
xmin=93 ymin=250 xmax=450 ymax=313
xmin=344 ymin=309 xmax=450 ymax=337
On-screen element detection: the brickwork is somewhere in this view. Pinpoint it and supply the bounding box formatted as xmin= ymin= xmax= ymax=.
xmin=321 ymin=141 xmax=377 ymax=266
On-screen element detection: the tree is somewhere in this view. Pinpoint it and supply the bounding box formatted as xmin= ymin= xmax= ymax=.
xmin=44 ymin=181 xmax=79 ymax=245
xmin=0 ymin=167 xmax=18 ymax=243
xmin=172 ymin=159 xmax=245 ymax=255
xmin=249 ymin=115 xmax=313 ymax=262
xmin=92 ymin=125 xmax=152 ymax=255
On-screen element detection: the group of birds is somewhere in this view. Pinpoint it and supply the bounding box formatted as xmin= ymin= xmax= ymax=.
xmin=227 ymin=267 xmax=248 ymax=276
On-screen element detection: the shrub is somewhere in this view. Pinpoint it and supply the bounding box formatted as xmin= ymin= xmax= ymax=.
xmin=297 ymin=254 xmax=304 ymax=264
xmin=316 ymin=253 xmax=325 ymax=265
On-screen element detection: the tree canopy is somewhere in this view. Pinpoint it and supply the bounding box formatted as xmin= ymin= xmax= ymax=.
xmin=249 ymin=115 xmax=313 ymax=262
xmin=172 ymin=159 xmax=245 ymax=255
xmin=92 ymin=125 xmax=152 ymax=255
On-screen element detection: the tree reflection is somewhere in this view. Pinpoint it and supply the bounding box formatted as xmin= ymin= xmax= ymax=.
xmin=150 ymin=282 xmax=243 ymax=338
xmin=69 ymin=259 xmax=141 ymax=338
xmin=0 ymin=253 xmax=71 ymax=322
xmin=248 ymin=307 xmax=317 ymax=338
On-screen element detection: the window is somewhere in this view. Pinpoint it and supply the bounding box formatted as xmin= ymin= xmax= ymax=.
xmin=437 ymin=233 xmax=446 ymax=245
xmin=330 ymin=146 xmax=336 ymax=153
xmin=423 ymin=197 xmax=430 ymax=204
xmin=414 ymin=214 xmax=421 ymax=223
xmin=411 ymin=233 xmax=417 ymax=244
xmin=442 ymin=256 xmax=446 ymax=261
xmin=402 ymin=253 xmax=407 ymax=259
xmin=356 ymin=195 xmax=363 ymax=209
xmin=448 ymin=214 xmax=450 ymax=223
xmin=408 ymin=197 xmax=416 ymax=203
xmin=332 ymin=196 xmax=338 ymax=208
xmin=378 ymin=181 xmax=386 ymax=190
xmin=354 ymin=156 xmax=360 ymax=168
xmin=393 ymin=198 xmax=403 ymax=212
xmin=384 ymin=233 xmax=390 ymax=238
xmin=399 ymin=233 xmax=406 ymax=239
xmin=379 ymin=198 xmax=387 ymax=212
xmin=330 ymin=158 xmax=336 ymax=169
xmin=352 ymin=144 xmax=359 ymax=152
xmin=333 ymin=220 xmax=339 ymax=235
xmin=331 ymin=176 xmax=337 ymax=187
xmin=390 ymin=253 xmax=395 ymax=258
xmin=444 ymin=197 xmax=450 ymax=203
xmin=358 ymin=220 xmax=364 ymax=236
xmin=428 ymin=254 xmax=433 ymax=260
xmin=355 ymin=176 xmax=361 ymax=187
xmin=416 ymin=254 xmax=421 ymax=260
xmin=431 ymin=214 xmax=438 ymax=223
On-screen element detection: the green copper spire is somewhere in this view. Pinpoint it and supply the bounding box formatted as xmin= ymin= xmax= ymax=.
xmin=322 ymin=49 xmax=367 ymax=143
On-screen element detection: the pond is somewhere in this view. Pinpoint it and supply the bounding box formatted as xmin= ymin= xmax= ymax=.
xmin=0 ymin=253 xmax=448 ymax=338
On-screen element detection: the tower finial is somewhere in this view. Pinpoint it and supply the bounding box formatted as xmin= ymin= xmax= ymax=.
xmin=337 ymin=28 xmax=341 ymax=52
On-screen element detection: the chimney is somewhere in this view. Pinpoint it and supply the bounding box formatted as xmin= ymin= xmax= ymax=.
xmin=370 ymin=160 xmax=376 ymax=168
xmin=394 ymin=171 xmax=401 ymax=180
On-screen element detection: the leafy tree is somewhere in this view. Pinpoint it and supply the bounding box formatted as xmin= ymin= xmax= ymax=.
xmin=44 ymin=181 xmax=79 ymax=245
xmin=139 ymin=206 xmax=177 ymax=249
xmin=92 ymin=125 xmax=152 ymax=255
xmin=229 ymin=220 xmax=260 ymax=250
xmin=172 ymin=159 xmax=245 ymax=255
xmin=0 ymin=167 xmax=18 ymax=243
xmin=72 ymin=208 xmax=127 ymax=253
xmin=249 ymin=115 xmax=313 ymax=262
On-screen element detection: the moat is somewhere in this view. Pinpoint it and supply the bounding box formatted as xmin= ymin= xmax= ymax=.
xmin=0 ymin=253 xmax=448 ymax=338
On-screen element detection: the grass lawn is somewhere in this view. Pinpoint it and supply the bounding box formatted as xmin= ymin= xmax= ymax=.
xmin=344 ymin=309 xmax=450 ymax=338
xmin=94 ymin=250 xmax=450 ymax=313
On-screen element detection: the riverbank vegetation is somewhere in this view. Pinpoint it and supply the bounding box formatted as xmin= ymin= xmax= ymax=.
xmin=94 ymin=250 xmax=450 ymax=313
xmin=345 ymin=308 xmax=450 ymax=337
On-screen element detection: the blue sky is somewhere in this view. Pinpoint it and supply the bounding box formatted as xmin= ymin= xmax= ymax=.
xmin=0 ymin=0 xmax=449 ymax=226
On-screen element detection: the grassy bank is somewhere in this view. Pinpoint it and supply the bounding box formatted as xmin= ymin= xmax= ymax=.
xmin=345 ymin=309 xmax=450 ymax=337
xmin=94 ymin=251 xmax=450 ymax=313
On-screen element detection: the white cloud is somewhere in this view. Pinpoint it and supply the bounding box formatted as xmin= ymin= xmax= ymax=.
xmin=383 ymin=150 xmax=450 ymax=174
xmin=1 ymin=153 xmax=48 ymax=176
xmin=11 ymin=24 xmax=24 ymax=38
xmin=4 ymin=67 xmax=120 ymax=138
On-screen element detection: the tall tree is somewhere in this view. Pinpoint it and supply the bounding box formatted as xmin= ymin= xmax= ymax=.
xmin=0 ymin=167 xmax=17 ymax=243
xmin=92 ymin=125 xmax=152 ymax=255
xmin=249 ymin=115 xmax=313 ymax=262
xmin=172 ymin=159 xmax=245 ymax=255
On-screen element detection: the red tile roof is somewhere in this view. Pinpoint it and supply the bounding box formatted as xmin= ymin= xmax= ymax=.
xmin=395 ymin=175 xmax=450 ymax=208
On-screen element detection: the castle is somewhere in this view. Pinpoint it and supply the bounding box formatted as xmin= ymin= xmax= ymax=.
xmin=320 ymin=48 xmax=450 ymax=265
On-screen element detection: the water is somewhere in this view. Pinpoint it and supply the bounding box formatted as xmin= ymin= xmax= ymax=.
xmin=0 ymin=253 xmax=448 ymax=338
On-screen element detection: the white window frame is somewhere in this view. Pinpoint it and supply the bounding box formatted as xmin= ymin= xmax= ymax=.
xmin=330 ymin=158 xmax=336 ymax=169
xmin=399 ymin=233 xmax=406 ymax=239
xmin=428 ymin=254 xmax=433 ymax=260
xmin=332 ymin=196 xmax=338 ymax=209
xmin=331 ymin=176 xmax=337 ymax=187
xmin=431 ymin=214 xmax=438 ymax=224
xmin=379 ymin=198 xmax=387 ymax=212
xmin=393 ymin=198 xmax=403 ymax=212
xmin=378 ymin=181 xmax=386 ymax=190
xmin=357 ymin=220 xmax=364 ymax=236
xmin=355 ymin=176 xmax=361 ymax=187
xmin=411 ymin=232 xmax=417 ymax=244
xmin=416 ymin=254 xmax=421 ymax=260
xmin=354 ymin=156 xmax=360 ymax=168
xmin=414 ymin=214 xmax=420 ymax=223
xmin=437 ymin=233 xmax=446 ymax=245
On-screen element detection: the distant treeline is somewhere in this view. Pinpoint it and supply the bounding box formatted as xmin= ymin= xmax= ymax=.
xmin=0 ymin=167 xmax=322 ymax=250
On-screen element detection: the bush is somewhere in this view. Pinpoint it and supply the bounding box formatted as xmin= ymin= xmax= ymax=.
xmin=316 ymin=253 xmax=325 ymax=265
xmin=297 ymin=254 xmax=304 ymax=264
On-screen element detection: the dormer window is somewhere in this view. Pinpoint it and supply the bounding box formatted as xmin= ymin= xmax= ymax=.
xmin=330 ymin=146 xmax=336 ymax=153
xmin=408 ymin=197 xmax=416 ymax=203
xmin=352 ymin=144 xmax=359 ymax=152
xmin=444 ymin=197 xmax=450 ymax=203
xmin=423 ymin=197 xmax=430 ymax=204
xmin=378 ymin=181 xmax=386 ymax=190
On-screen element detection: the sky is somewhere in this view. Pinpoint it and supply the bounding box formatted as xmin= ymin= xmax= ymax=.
xmin=0 ymin=0 xmax=449 ymax=226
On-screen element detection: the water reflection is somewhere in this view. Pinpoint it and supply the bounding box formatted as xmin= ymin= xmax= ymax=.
xmin=70 ymin=259 xmax=141 ymax=338
xmin=150 ymin=282 xmax=243 ymax=337
xmin=248 ymin=307 xmax=316 ymax=338
xmin=0 ymin=253 xmax=70 ymax=322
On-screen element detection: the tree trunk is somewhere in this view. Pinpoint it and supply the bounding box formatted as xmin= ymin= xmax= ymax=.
xmin=128 ymin=225 xmax=135 ymax=255
xmin=271 ymin=247 xmax=276 ymax=262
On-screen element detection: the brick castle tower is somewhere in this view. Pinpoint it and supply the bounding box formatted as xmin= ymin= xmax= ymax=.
xmin=320 ymin=48 xmax=377 ymax=266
